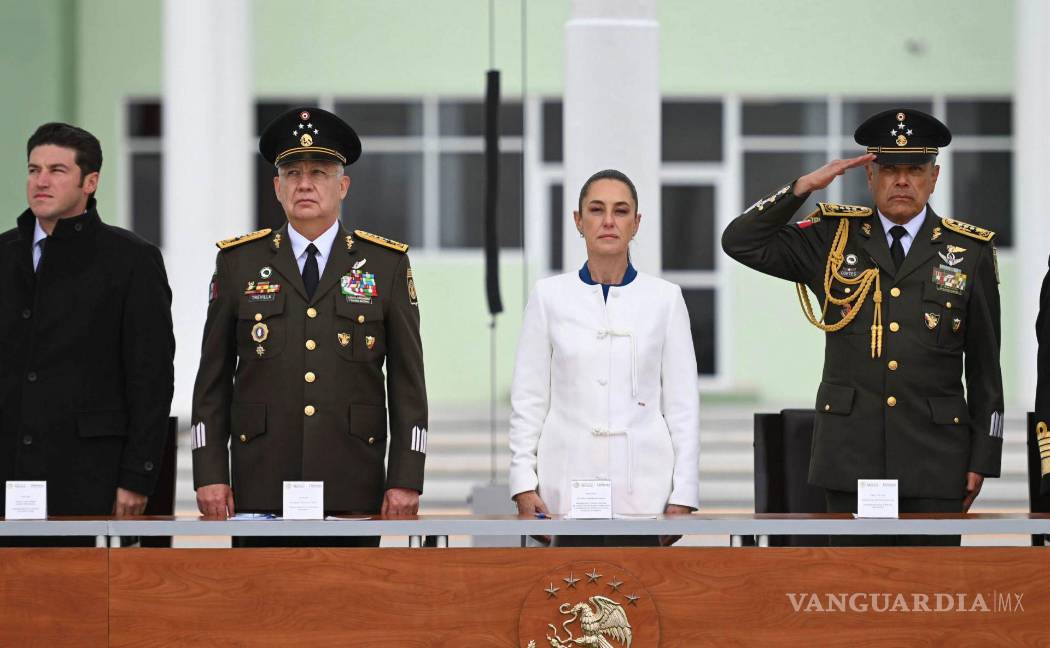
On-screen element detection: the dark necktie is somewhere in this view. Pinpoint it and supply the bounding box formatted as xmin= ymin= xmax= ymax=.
xmin=303 ymin=243 xmax=320 ymax=300
xmin=36 ymin=237 xmax=49 ymax=273
xmin=889 ymin=225 xmax=907 ymax=271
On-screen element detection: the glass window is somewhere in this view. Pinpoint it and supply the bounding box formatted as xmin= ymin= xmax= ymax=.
xmin=742 ymin=101 xmax=827 ymax=136
xmin=334 ymin=101 xmax=423 ymax=137
xmin=438 ymin=100 xmax=523 ymax=137
xmin=550 ymin=183 xmax=563 ymax=272
xmin=841 ymin=100 xmax=932 ymax=135
xmin=342 ymin=153 xmax=424 ymax=246
xmin=661 ymin=184 xmax=716 ymax=271
xmin=742 ymin=152 xmax=827 ymax=217
xmin=130 ymin=152 xmax=162 ymax=247
xmin=542 ymin=100 xmax=563 ymax=162
xmin=127 ymin=102 xmax=162 ymax=138
xmin=681 ymin=288 xmax=716 ymax=376
xmin=662 ymin=101 xmax=722 ymax=162
xmin=439 ymin=152 xmax=523 ymax=248
xmin=946 ymin=100 xmax=1012 ymax=136
xmin=951 ymin=151 xmax=1012 ymax=247
xmin=841 ymin=166 xmax=874 ymax=207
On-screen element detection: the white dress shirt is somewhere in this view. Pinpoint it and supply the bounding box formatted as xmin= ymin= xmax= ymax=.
xmin=878 ymin=206 xmax=926 ymax=257
xmin=32 ymin=219 xmax=47 ymax=271
xmin=286 ymin=220 xmax=340 ymax=277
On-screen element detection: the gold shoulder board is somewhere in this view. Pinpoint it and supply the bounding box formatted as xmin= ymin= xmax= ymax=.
xmin=354 ymin=229 xmax=409 ymax=253
xmin=216 ymin=228 xmax=273 ymax=250
xmin=941 ymin=217 xmax=995 ymax=242
xmin=817 ymin=202 xmax=873 ymax=218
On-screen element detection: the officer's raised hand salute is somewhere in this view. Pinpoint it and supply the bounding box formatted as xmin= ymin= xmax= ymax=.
xmin=191 ymin=107 xmax=428 ymax=546
xmin=723 ymin=109 xmax=1004 ymax=546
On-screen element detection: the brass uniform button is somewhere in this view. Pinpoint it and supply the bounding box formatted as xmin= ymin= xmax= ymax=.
xmin=357 ymin=315 xmax=365 ymax=324
xmin=888 ymin=360 xmax=899 ymax=371
xmin=889 ymin=322 xmax=900 ymax=332
xmin=305 ymin=371 xmax=316 ymax=383
xmin=305 ymin=339 xmax=317 ymax=351
xmin=953 ymin=417 xmax=960 ymax=424
xmin=240 ymin=434 xmax=247 ymax=442
xmin=254 ymin=313 xmax=263 ymax=322
xmin=824 ymin=404 xmax=831 ymax=412
xmin=890 ymin=287 xmax=901 ymax=298
xmin=304 ymin=405 xmax=316 ymax=416
xmin=368 ymin=436 xmax=376 ymax=445
xmin=307 ymin=307 xmax=318 ymax=318
xmin=887 ymin=396 xmax=897 ymax=407
xmin=945 ymin=301 xmax=952 ymax=309
xmin=844 ymin=287 xmax=851 ymax=294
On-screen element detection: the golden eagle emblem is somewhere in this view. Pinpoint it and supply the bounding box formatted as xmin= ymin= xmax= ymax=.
xmin=547 ymin=596 xmax=632 ymax=648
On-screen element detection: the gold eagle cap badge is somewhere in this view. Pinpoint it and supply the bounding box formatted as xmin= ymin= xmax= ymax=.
xmin=216 ymin=228 xmax=273 ymax=250
xmin=518 ymin=561 xmax=658 ymax=647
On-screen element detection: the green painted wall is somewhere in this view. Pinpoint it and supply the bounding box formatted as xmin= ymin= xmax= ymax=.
xmin=0 ymin=0 xmax=1021 ymax=407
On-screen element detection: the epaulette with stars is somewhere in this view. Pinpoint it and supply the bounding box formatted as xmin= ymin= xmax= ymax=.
xmin=354 ymin=230 xmax=409 ymax=253
xmin=941 ymin=217 xmax=995 ymax=242
xmin=215 ymin=228 xmax=273 ymax=250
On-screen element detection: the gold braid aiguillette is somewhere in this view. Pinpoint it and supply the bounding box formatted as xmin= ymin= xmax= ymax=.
xmin=795 ymin=216 xmax=883 ymax=358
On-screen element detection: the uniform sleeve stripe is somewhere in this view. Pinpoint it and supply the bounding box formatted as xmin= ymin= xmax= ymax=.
xmin=422 ymin=427 xmax=427 ymax=454
xmin=191 ymin=422 xmax=206 ymax=451
xmin=989 ymin=412 xmax=1003 ymax=439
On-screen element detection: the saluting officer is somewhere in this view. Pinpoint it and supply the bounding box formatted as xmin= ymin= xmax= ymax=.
xmin=191 ymin=107 xmax=428 ymax=546
xmin=722 ymin=109 xmax=1003 ymax=545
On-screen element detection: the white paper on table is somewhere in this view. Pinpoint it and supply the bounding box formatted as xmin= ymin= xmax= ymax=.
xmin=568 ymin=479 xmax=612 ymax=519
xmin=325 ymin=515 xmax=372 ymax=521
xmin=855 ymin=479 xmax=899 ymax=518
xmin=282 ymin=481 xmax=324 ymax=520
xmin=4 ymin=481 xmax=47 ymax=520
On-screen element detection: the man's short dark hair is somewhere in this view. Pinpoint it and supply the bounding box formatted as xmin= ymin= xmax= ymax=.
xmin=578 ymin=169 xmax=639 ymax=212
xmin=27 ymin=123 xmax=103 ymax=188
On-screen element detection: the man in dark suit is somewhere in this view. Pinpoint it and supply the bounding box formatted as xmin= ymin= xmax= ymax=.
xmin=191 ymin=107 xmax=428 ymax=547
xmin=722 ymin=109 xmax=1003 ymax=545
xmin=0 ymin=123 xmax=175 ymax=545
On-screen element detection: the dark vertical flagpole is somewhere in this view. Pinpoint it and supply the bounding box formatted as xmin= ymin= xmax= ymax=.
xmin=484 ymin=0 xmax=503 ymax=484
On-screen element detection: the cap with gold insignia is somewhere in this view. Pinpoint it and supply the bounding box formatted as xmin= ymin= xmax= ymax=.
xmin=854 ymin=108 xmax=951 ymax=166
xmin=258 ymin=106 xmax=362 ymax=167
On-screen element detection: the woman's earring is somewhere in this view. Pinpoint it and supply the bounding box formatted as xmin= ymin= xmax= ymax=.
xmin=578 ymin=230 xmax=584 ymax=238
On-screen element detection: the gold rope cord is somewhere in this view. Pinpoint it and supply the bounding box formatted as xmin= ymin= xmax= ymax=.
xmin=795 ymin=217 xmax=884 ymax=358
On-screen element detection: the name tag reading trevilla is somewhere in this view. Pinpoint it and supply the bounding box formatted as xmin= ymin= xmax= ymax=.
xmin=856 ymin=479 xmax=899 ymax=518
xmin=569 ymin=479 xmax=612 ymax=519
xmin=282 ymin=481 xmax=324 ymax=520
xmin=5 ymin=481 xmax=47 ymax=519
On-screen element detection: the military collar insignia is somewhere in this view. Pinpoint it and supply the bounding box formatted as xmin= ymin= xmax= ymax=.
xmin=941 ymin=217 xmax=995 ymax=242
xmin=216 ymin=228 xmax=273 ymax=250
xmin=931 ymin=226 xmax=942 ymax=242
xmin=861 ymin=222 xmax=873 ymax=238
xmin=273 ymin=232 xmax=282 ymax=249
xmin=354 ymin=229 xmax=409 ymax=253
xmin=345 ymin=234 xmax=354 ymax=251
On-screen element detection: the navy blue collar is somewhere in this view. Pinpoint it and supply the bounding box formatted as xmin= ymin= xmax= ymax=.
xmin=579 ymin=260 xmax=637 ymax=289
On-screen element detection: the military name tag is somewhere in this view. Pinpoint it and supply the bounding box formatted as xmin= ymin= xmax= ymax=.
xmin=932 ymin=267 xmax=966 ymax=295
xmin=245 ymin=280 xmax=281 ymax=302
xmin=341 ymin=270 xmax=377 ymax=304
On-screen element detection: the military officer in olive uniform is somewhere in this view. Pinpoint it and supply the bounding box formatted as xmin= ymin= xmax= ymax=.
xmin=723 ymin=109 xmax=1003 ymax=545
xmin=191 ymin=107 xmax=427 ymax=545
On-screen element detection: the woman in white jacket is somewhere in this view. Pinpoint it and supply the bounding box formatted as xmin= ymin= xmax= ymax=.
xmin=509 ymin=169 xmax=701 ymax=546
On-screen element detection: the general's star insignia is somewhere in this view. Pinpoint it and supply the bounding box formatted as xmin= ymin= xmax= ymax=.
xmin=563 ymin=573 xmax=580 ymax=589
xmin=607 ymin=579 xmax=624 ymax=593
xmin=545 ymin=583 xmax=559 ymax=599
xmin=585 ymin=568 xmax=602 ymax=584
xmin=625 ymin=594 xmax=640 ymax=606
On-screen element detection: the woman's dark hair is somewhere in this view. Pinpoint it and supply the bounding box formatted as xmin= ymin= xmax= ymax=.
xmin=27 ymin=122 xmax=103 ymax=190
xmin=577 ymin=169 xmax=639 ymax=212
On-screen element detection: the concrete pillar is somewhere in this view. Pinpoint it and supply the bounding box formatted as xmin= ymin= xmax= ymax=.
xmin=163 ymin=0 xmax=253 ymax=416
xmin=1015 ymin=0 xmax=1050 ymax=407
xmin=563 ymin=0 xmax=660 ymax=273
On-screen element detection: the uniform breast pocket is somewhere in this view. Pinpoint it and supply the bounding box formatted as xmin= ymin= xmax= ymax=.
xmin=237 ymin=292 xmax=287 ymax=359
xmin=921 ymin=282 xmax=966 ymax=348
xmin=334 ymin=298 xmax=385 ymax=361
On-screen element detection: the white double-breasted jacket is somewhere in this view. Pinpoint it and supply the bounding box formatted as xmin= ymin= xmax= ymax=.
xmin=509 ymin=269 xmax=701 ymax=515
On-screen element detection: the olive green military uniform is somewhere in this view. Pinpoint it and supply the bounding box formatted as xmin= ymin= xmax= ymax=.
xmin=722 ymin=184 xmax=1003 ymax=500
xmin=190 ymin=223 xmax=427 ymax=513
